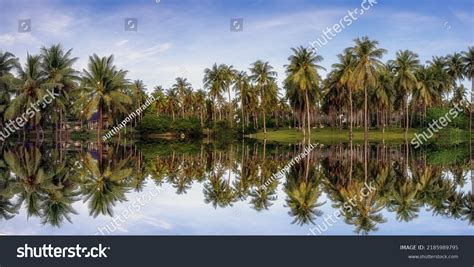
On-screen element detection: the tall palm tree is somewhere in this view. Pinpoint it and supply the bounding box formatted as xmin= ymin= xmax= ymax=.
xmin=5 ymin=54 xmax=46 ymax=136
xmin=220 ymin=64 xmax=236 ymax=125
xmin=40 ymin=44 xmax=78 ymax=136
xmin=285 ymin=46 xmax=325 ymax=136
xmin=445 ymin=52 xmax=465 ymax=95
xmin=0 ymin=51 xmax=19 ymax=128
xmin=389 ymin=50 xmax=419 ymax=138
xmin=233 ymin=71 xmax=250 ymax=133
xmin=331 ymin=50 xmax=356 ymax=139
xmin=203 ymin=64 xmax=224 ymax=122
xmin=249 ymin=60 xmax=277 ymax=134
xmin=413 ymin=66 xmax=438 ymax=127
xmin=151 ymin=85 xmax=166 ymax=115
xmin=130 ymin=79 xmax=147 ymax=125
xmin=194 ymin=89 xmax=207 ymax=127
xmin=77 ymin=54 xmax=132 ymax=137
xmin=165 ymin=88 xmax=179 ymax=121
xmin=172 ymin=77 xmax=192 ymax=118
xmin=461 ymin=47 xmax=473 ymax=134
xmin=350 ymin=36 xmax=386 ymax=139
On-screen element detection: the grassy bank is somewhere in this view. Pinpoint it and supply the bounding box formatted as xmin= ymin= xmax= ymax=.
xmin=247 ymin=128 xmax=418 ymax=143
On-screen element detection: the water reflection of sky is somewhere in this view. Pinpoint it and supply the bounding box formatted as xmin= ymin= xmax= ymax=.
xmin=1 ymin=173 xmax=472 ymax=236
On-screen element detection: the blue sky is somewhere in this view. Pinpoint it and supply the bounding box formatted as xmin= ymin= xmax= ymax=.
xmin=0 ymin=0 xmax=473 ymax=93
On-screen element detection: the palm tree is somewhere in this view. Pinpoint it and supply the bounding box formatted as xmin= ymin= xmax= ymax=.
xmin=233 ymin=71 xmax=250 ymax=133
xmin=5 ymin=54 xmax=46 ymax=137
xmin=331 ymin=50 xmax=356 ymax=139
xmin=389 ymin=50 xmax=419 ymax=138
xmin=151 ymin=85 xmax=166 ymax=115
xmin=0 ymin=51 xmax=19 ymax=128
xmin=194 ymin=89 xmax=207 ymax=126
xmin=445 ymin=52 xmax=465 ymax=94
xmin=40 ymin=44 xmax=78 ymax=138
xmin=77 ymin=54 xmax=132 ymax=137
xmin=350 ymin=36 xmax=387 ymax=139
xmin=165 ymin=88 xmax=179 ymax=121
xmin=461 ymin=47 xmax=473 ymax=134
xmin=220 ymin=64 xmax=236 ymax=125
xmin=203 ymin=64 xmax=224 ymax=122
xmin=285 ymin=46 xmax=325 ymax=136
xmin=413 ymin=66 xmax=438 ymax=127
xmin=130 ymin=79 xmax=147 ymax=125
xmin=172 ymin=77 xmax=192 ymax=118
xmin=249 ymin=60 xmax=277 ymax=134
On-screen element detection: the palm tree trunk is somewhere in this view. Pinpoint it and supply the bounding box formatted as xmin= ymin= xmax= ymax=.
xmin=349 ymin=89 xmax=353 ymax=141
xmin=228 ymin=89 xmax=233 ymax=127
xmin=364 ymin=85 xmax=368 ymax=140
xmin=241 ymin=99 xmax=244 ymax=134
xmin=305 ymin=90 xmax=311 ymax=136
xmin=405 ymin=95 xmax=409 ymax=139
xmin=263 ymin=111 xmax=266 ymax=134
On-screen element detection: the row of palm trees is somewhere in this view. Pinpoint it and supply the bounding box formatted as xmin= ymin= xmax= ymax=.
xmin=0 ymin=47 xmax=148 ymax=139
xmin=149 ymin=38 xmax=472 ymax=139
xmin=0 ymin=38 xmax=472 ymax=140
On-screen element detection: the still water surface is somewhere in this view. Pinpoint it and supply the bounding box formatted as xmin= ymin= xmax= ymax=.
xmin=0 ymin=140 xmax=472 ymax=235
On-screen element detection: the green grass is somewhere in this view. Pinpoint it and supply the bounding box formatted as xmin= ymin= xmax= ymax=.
xmin=247 ymin=127 xmax=417 ymax=143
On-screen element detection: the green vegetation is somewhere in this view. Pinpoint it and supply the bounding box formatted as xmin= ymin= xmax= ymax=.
xmin=248 ymin=128 xmax=417 ymax=143
xmin=135 ymin=114 xmax=202 ymax=138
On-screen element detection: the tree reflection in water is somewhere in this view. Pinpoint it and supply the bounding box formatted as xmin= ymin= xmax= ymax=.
xmin=0 ymin=140 xmax=471 ymax=233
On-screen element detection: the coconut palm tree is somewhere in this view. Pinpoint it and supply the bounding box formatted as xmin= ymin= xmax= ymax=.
xmin=172 ymin=77 xmax=192 ymax=118
xmin=249 ymin=60 xmax=277 ymax=134
xmin=194 ymin=89 xmax=207 ymax=126
xmin=151 ymin=85 xmax=166 ymax=115
xmin=203 ymin=64 xmax=225 ymax=122
xmin=445 ymin=52 xmax=465 ymax=93
xmin=461 ymin=47 xmax=473 ymax=134
xmin=389 ymin=50 xmax=419 ymax=138
xmin=130 ymin=79 xmax=147 ymax=125
xmin=233 ymin=71 xmax=250 ymax=133
xmin=285 ymin=46 xmax=325 ymax=136
xmin=40 ymin=44 xmax=78 ymax=137
xmin=165 ymin=88 xmax=179 ymax=121
xmin=76 ymin=54 xmax=132 ymax=137
xmin=413 ymin=66 xmax=438 ymax=127
xmin=0 ymin=51 xmax=19 ymax=129
xmin=5 ymin=54 xmax=47 ymax=138
xmin=220 ymin=64 xmax=236 ymax=125
xmin=350 ymin=36 xmax=386 ymax=139
xmin=330 ymin=50 xmax=356 ymax=138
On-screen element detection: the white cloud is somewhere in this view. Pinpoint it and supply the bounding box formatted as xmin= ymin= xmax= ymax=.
xmin=127 ymin=43 xmax=172 ymax=60
xmin=0 ymin=33 xmax=37 ymax=46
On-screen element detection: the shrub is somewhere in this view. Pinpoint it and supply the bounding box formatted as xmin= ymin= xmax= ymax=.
xmin=136 ymin=114 xmax=203 ymax=138
xmin=426 ymin=107 xmax=468 ymax=129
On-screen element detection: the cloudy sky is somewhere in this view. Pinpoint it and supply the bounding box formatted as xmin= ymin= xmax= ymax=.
xmin=0 ymin=0 xmax=472 ymax=94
